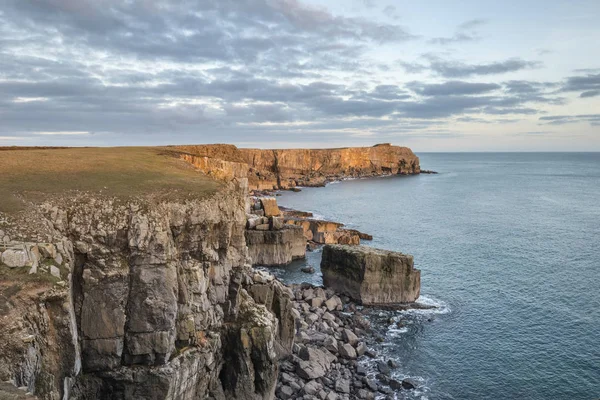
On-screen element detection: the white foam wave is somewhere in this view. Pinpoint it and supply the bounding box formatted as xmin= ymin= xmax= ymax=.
xmin=402 ymin=295 xmax=451 ymax=316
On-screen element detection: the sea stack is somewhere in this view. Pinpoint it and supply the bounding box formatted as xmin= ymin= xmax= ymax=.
xmin=321 ymin=245 xmax=421 ymax=304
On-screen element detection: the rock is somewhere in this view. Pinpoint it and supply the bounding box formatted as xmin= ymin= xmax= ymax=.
xmin=301 ymin=266 xmax=316 ymax=274
xmin=387 ymin=359 xmax=398 ymax=369
xmin=323 ymin=336 xmax=338 ymax=353
xmin=246 ymin=216 xmax=261 ymax=229
xmin=357 ymin=389 xmax=375 ymax=399
xmin=304 ymin=381 xmax=321 ymax=396
xmin=338 ymin=343 xmax=357 ymax=359
xmin=311 ymin=297 xmax=324 ymax=308
xmin=255 ymin=223 xmax=270 ymax=231
xmin=322 ymin=312 xmax=335 ymax=322
xmin=326 ymin=391 xmax=338 ymax=400
xmin=305 ymin=313 xmax=319 ymax=325
xmin=335 ymin=379 xmax=350 ymax=394
xmin=342 ymin=329 xmax=359 ymax=346
xmin=279 ymin=385 xmax=295 ymax=399
xmin=50 ymin=265 xmax=61 ymax=278
xmin=389 ymin=379 xmax=403 ymax=391
xmin=270 ymin=216 xmax=285 ymax=230
xmin=355 ymin=342 xmax=367 ymax=357
xmin=261 ymin=197 xmax=281 ymax=217
xmin=377 ymin=361 xmax=391 ymax=375
xmin=356 ymin=365 xmax=367 ymax=376
xmin=321 ymin=245 xmax=420 ymax=304
xmin=402 ymin=378 xmax=418 ymax=390
xmin=1 ymin=248 xmax=32 ymax=268
xmin=364 ymin=379 xmax=378 ymax=392
xmin=246 ymin=226 xmax=306 ymax=266
xmin=324 ymin=296 xmax=341 ymax=311
xmin=296 ymin=347 xmax=336 ymax=379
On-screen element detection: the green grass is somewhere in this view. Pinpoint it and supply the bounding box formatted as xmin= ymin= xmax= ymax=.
xmin=0 ymin=147 xmax=221 ymax=213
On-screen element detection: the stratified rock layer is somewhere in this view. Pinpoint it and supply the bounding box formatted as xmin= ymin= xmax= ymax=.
xmin=172 ymin=143 xmax=420 ymax=190
xmin=246 ymin=227 xmax=306 ymax=267
xmin=0 ymin=180 xmax=295 ymax=400
xmin=320 ymin=245 xmax=420 ymax=304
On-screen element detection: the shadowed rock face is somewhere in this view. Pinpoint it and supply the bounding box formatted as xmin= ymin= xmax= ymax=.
xmin=0 ymin=180 xmax=295 ymax=400
xmin=320 ymin=245 xmax=420 ymax=305
xmin=246 ymin=227 xmax=306 ymax=267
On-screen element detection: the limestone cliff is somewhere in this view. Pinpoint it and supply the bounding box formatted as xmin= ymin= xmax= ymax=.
xmin=0 ymin=178 xmax=295 ymax=400
xmin=320 ymin=245 xmax=421 ymax=305
xmin=171 ymin=143 xmax=420 ymax=190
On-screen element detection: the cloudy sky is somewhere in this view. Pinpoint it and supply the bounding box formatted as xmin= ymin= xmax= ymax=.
xmin=1 ymin=0 xmax=599 ymax=151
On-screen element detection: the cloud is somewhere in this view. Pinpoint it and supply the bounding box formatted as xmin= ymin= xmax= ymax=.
xmin=539 ymin=114 xmax=600 ymax=125
xmin=580 ymin=90 xmax=600 ymax=98
xmin=0 ymin=0 xmax=596 ymax=146
xmin=429 ymin=18 xmax=487 ymax=45
xmin=408 ymin=81 xmax=501 ymax=96
xmin=561 ymin=73 xmax=600 ymax=96
xmin=400 ymin=56 xmax=542 ymax=77
xmin=429 ymin=57 xmax=542 ymax=78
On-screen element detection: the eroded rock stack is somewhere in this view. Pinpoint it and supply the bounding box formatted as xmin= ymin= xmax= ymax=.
xmin=246 ymin=198 xmax=306 ymax=266
xmin=321 ymin=245 xmax=421 ymax=305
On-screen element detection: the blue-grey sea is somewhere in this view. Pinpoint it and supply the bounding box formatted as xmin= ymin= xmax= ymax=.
xmin=272 ymin=153 xmax=600 ymax=400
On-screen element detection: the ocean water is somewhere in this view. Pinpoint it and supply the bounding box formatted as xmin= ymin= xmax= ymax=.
xmin=273 ymin=153 xmax=600 ymax=400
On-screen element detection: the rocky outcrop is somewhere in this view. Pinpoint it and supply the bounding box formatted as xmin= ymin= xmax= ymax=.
xmin=172 ymin=143 xmax=421 ymax=191
xmin=320 ymin=245 xmax=420 ymax=305
xmin=246 ymin=227 xmax=306 ymax=267
xmin=245 ymin=198 xmax=306 ymax=266
xmin=0 ymin=179 xmax=295 ymax=400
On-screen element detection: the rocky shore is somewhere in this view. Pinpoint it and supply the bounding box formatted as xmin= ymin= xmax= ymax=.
xmin=272 ymin=281 xmax=421 ymax=400
xmin=0 ymin=144 xmax=428 ymax=400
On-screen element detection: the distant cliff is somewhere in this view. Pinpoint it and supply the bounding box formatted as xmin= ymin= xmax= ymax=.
xmin=171 ymin=143 xmax=420 ymax=190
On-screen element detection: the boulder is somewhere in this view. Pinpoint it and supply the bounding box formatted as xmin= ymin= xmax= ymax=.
xmin=260 ymin=198 xmax=281 ymax=217
xmin=402 ymin=378 xmax=418 ymax=390
xmin=338 ymin=344 xmax=357 ymax=359
xmin=321 ymin=245 xmax=420 ymax=304
xmin=342 ymin=329 xmax=358 ymax=346
xmin=296 ymin=347 xmax=336 ymax=379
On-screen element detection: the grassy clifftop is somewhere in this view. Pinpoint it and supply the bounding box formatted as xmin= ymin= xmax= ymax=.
xmin=0 ymin=147 xmax=221 ymax=213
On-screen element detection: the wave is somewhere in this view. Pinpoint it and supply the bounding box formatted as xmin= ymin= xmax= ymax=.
xmin=402 ymin=295 xmax=451 ymax=317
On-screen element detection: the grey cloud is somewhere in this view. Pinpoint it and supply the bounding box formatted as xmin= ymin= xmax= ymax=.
xmin=0 ymin=0 xmax=593 ymax=145
xmin=561 ymin=73 xmax=600 ymax=95
xmin=581 ymin=90 xmax=600 ymax=98
xmin=539 ymin=114 xmax=600 ymax=125
xmin=428 ymin=19 xmax=487 ymax=45
xmin=428 ymin=57 xmax=542 ymax=78
xmin=408 ymin=81 xmax=501 ymax=96
xmin=400 ymin=56 xmax=542 ymax=78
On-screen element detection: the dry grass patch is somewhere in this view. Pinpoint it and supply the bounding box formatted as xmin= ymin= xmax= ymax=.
xmin=0 ymin=147 xmax=221 ymax=213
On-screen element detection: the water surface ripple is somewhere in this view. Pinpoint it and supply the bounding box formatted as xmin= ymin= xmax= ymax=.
xmin=274 ymin=153 xmax=600 ymax=400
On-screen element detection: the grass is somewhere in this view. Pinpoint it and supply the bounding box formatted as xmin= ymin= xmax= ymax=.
xmin=0 ymin=146 xmax=221 ymax=213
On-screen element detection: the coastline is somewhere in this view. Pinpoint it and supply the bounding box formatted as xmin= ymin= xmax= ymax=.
xmin=0 ymin=144 xmax=431 ymax=400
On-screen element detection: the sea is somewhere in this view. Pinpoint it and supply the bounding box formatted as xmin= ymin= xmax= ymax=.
xmin=268 ymin=153 xmax=600 ymax=400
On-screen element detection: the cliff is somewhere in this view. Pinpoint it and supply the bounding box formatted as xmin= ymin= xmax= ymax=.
xmin=170 ymin=143 xmax=421 ymax=191
xmin=0 ymin=147 xmax=295 ymax=400
xmin=320 ymin=245 xmax=421 ymax=305
xmin=0 ymin=143 xmax=423 ymax=400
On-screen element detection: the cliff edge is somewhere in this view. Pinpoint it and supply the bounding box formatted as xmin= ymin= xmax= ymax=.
xmin=171 ymin=143 xmax=420 ymax=190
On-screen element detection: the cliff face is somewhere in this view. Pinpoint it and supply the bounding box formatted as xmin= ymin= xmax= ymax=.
xmin=0 ymin=179 xmax=294 ymax=400
xmin=239 ymin=143 xmax=420 ymax=190
xmin=320 ymin=245 xmax=421 ymax=305
xmin=171 ymin=143 xmax=420 ymax=190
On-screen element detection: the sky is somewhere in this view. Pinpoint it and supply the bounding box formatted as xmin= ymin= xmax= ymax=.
xmin=0 ymin=0 xmax=599 ymax=151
